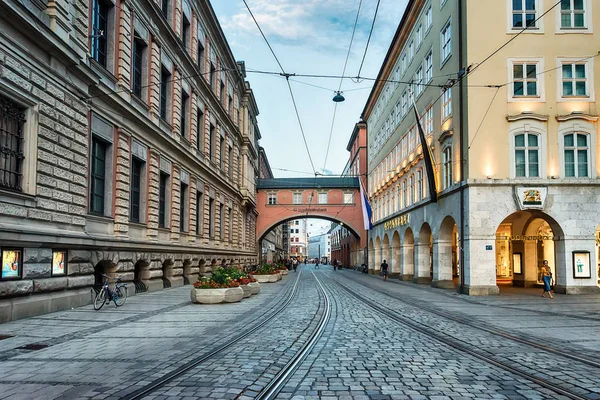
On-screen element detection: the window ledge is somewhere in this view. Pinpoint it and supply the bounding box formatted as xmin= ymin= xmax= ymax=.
xmin=131 ymin=94 xmax=149 ymax=111
xmin=0 ymin=189 xmax=37 ymax=208
xmin=89 ymin=58 xmax=118 ymax=84
xmin=86 ymin=214 xmax=114 ymax=223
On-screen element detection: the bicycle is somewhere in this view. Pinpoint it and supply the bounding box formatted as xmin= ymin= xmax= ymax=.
xmin=93 ymin=274 xmax=127 ymax=310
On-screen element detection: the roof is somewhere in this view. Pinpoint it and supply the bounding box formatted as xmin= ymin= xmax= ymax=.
xmin=257 ymin=177 xmax=359 ymax=189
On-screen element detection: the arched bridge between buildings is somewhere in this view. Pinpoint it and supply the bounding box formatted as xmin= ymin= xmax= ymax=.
xmin=256 ymin=177 xmax=366 ymax=250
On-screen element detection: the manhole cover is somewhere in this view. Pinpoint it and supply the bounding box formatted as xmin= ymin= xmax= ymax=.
xmin=0 ymin=334 xmax=13 ymax=340
xmin=17 ymin=343 xmax=49 ymax=351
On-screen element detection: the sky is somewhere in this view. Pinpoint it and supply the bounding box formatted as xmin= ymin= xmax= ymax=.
xmin=211 ymin=0 xmax=408 ymax=235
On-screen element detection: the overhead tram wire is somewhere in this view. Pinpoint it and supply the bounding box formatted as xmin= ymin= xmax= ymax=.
xmin=241 ymin=0 xmax=317 ymax=176
xmin=357 ymin=0 xmax=382 ymax=79
xmin=322 ymin=0 xmax=364 ymax=176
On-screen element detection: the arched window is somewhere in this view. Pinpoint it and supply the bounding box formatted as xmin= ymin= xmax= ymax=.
xmin=514 ymin=132 xmax=540 ymax=177
xmin=442 ymin=146 xmax=453 ymax=189
xmin=564 ymin=133 xmax=589 ymax=177
xmin=416 ymin=169 xmax=423 ymax=201
xmin=401 ymin=180 xmax=407 ymax=209
xmin=396 ymin=184 xmax=401 ymax=210
xmin=409 ymin=174 xmax=415 ymax=205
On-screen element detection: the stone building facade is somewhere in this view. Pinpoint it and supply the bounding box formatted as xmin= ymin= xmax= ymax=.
xmin=0 ymin=0 xmax=260 ymax=322
xmin=365 ymin=0 xmax=599 ymax=295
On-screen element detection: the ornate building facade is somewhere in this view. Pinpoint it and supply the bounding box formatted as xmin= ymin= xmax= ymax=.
xmin=0 ymin=0 xmax=259 ymax=322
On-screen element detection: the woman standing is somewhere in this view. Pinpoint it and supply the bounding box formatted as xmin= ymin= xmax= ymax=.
xmin=541 ymin=260 xmax=554 ymax=299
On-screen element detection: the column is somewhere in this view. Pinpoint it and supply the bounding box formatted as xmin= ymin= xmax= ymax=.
xmin=462 ymin=237 xmax=499 ymax=295
xmin=432 ymin=240 xmax=454 ymax=288
xmin=400 ymin=243 xmax=414 ymax=281
xmin=413 ymin=242 xmax=431 ymax=284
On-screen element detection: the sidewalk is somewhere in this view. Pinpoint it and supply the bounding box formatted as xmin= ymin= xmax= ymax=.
xmin=340 ymin=268 xmax=600 ymax=355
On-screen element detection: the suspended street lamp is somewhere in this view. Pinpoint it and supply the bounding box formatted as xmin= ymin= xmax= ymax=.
xmin=332 ymin=91 xmax=345 ymax=102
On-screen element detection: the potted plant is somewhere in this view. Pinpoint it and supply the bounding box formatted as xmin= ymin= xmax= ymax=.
xmin=222 ymin=267 xmax=260 ymax=298
xmin=250 ymin=263 xmax=280 ymax=283
xmin=190 ymin=268 xmax=244 ymax=304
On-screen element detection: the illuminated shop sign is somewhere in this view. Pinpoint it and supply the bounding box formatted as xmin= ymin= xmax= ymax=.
xmin=496 ymin=235 xmax=554 ymax=241
xmin=384 ymin=214 xmax=410 ymax=231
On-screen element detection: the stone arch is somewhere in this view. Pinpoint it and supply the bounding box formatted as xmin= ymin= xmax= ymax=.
xmin=401 ymin=228 xmax=415 ymax=280
xmin=182 ymin=258 xmax=196 ymax=285
xmin=433 ymin=216 xmax=459 ymax=289
xmin=414 ymin=223 xmax=433 ymax=284
xmin=368 ymin=237 xmax=374 ymax=271
xmin=391 ymin=231 xmax=401 ymax=278
xmin=382 ymin=234 xmax=390 ymax=272
xmin=374 ymin=236 xmax=382 ymax=274
xmin=133 ymin=259 xmax=150 ymax=293
xmin=162 ymin=259 xmax=174 ymax=288
xmin=93 ymin=260 xmax=115 ymax=288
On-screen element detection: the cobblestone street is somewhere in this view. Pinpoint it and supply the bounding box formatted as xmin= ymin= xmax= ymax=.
xmin=0 ymin=266 xmax=599 ymax=399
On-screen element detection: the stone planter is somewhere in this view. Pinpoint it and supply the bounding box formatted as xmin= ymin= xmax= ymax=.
xmin=248 ymin=281 xmax=260 ymax=295
xmin=190 ymin=287 xmax=244 ymax=304
xmin=277 ymin=269 xmax=289 ymax=276
xmin=240 ymin=284 xmax=252 ymax=298
xmin=251 ymin=274 xmax=280 ymax=283
xmin=276 ymin=272 xmax=283 ymax=281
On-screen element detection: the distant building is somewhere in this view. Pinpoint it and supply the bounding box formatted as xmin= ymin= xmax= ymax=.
xmin=258 ymin=147 xmax=283 ymax=262
xmin=289 ymin=219 xmax=308 ymax=260
xmin=308 ymin=233 xmax=331 ymax=261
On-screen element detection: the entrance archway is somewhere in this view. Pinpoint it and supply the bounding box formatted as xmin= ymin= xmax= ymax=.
xmin=391 ymin=231 xmax=401 ymax=279
xmin=414 ymin=223 xmax=432 ymax=284
xmin=133 ymin=260 xmax=149 ymax=293
xmin=495 ymin=211 xmax=564 ymax=290
xmin=162 ymin=259 xmax=173 ymax=288
xmin=382 ymin=234 xmax=390 ymax=272
xmin=433 ymin=216 xmax=459 ymax=289
xmin=402 ymin=228 xmax=414 ymax=280
xmin=374 ymin=236 xmax=382 ymax=274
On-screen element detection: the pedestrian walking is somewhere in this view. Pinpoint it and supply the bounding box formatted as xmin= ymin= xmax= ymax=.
xmin=292 ymin=258 xmax=298 ymax=272
xmin=315 ymin=259 xmax=320 ymax=270
xmin=362 ymin=263 xmax=368 ymax=274
xmin=333 ymin=259 xmax=337 ymax=271
xmin=541 ymin=260 xmax=554 ymax=299
xmin=380 ymin=260 xmax=389 ymax=281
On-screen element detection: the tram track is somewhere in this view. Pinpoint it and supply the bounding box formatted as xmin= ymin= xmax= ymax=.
xmin=121 ymin=268 xmax=332 ymax=400
xmin=339 ymin=273 xmax=600 ymax=370
xmin=333 ymin=275 xmax=595 ymax=400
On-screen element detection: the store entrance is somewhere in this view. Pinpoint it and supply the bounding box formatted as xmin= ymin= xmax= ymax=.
xmin=495 ymin=211 xmax=561 ymax=288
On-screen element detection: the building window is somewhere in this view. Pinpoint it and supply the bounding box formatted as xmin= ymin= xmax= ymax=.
xmin=292 ymin=193 xmax=302 ymax=204
xmin=441 ymin=20 xmax=452 ymax=64
xmin=401 ymin=91 xmax=408 ymax=116
xmin=196 ymin=191 xmax=203 ymax=235
xmin=414 ymin=67 xmax=424 ymax=96
xmin=180 ymin=182 xmax=188 ymax=232
xmin=130 ymin=158 xmax=143 ymax=223
xmin=219 ymin=203 xmax=224 ymax=239
xmin=561 ymin=0 xmax=586 ymax=28
xmin=513 ymin=63 xmax=538 ymax=97
xmin=159 ymin=173 xmax=169 ymax=228
xmin=512 ymin=0 xmax=537 ymax=28
xmin=210 ymin=63 xmax=216 ymax=90
xmin=424 ymin=105 xmax=434 ymax=136
xmin=344 ymin=193 xmax=353 ymax=204
xmin=91 ymin=0 xmax=110 ymax=67
xmin=562 ymin=63 xmax=588 ymax=97
xmin=416 ymin=24 xmax=423 ymax=47
xmin=268 ymin=193 xmax=277 ymax=205
xmin=409 ymin=175 xmax=415 ymax=205
xmin=132 ymin=35 xmax=147 ymax=99
xmin=424 ymin=51 xmax=433 ymax=83
xmin=196 ymin=108 xmax=204 ymax=152
xmin=161 ymin=0 xmax=170 ymax=19
xmin=90 ymin=137 xmax=107 ymax=215
xmin=416 ymin=169 xmax=423 ymax=201
xmin=181 ymin=90 xmax=189 ymax=139
xmin=402 ymin=181 xmax=407 ymax=209
xmin=442 ymin=88 xmax=452 ymax=120
xmin=220 ymin=136 xmax=225 ymax=170
xmin=228 ymin=207 xmax=233 ymax=242
xmin=515 ymin=133 xmax=539 ymax=177
xmin=228 ymin=145 xmax=233 ymax=179
xmin=197 ymin=40 xmax=205 ymax=72
xmin=295 ymin=220 xmax=299 ymax=225
xmin=181 ymin=15 xmax=190 ymax=50
xmin=564 ymin=133 xmax=589 ymax=177
xmin=318 ymin=193 xmax=328 ymax=204
xmin=209 ymin=123 xmax=215 ymax=162
xmin=408 ymin=40 xmax=414 ymax=62
xmin=425 ymin=6 xmax=432 ymax=31
xmin=442 ymin=146 xmax=453 ymax=189
xmin=160 ymin=67 xmax=171 ymax=121
xmin=208 ymin=197 xmax=215 ymax=238
xmin=0 ymin=96 xmax=25 ymax=192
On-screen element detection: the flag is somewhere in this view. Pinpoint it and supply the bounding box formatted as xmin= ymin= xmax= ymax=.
xmin=359 ymin=177 xmax=373 ymax=230
xmin=413 ymin=103 xmax=438 ymax=203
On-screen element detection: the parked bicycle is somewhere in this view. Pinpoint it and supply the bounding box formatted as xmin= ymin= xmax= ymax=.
xmin=93 ymin=274 xmax=127 ymax=310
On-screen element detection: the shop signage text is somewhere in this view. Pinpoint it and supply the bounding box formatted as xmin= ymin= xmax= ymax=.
xmin=292 ymin=208 xmax=327 ymax=212
xmin=496 ymin=235 xmax=554 ymax=241
xmin=384 ymin=214 xmax=410 ymax=230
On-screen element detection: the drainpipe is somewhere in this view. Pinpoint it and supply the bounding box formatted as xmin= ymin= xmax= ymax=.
xmin=458 ymin=0 xmax=466 ymax=294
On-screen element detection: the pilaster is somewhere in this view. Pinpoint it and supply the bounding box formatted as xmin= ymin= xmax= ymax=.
xmin=432 ymin=239 xmax=454 ymax=288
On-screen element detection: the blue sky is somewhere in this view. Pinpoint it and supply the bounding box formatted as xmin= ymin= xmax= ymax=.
xmin=211 ymin=0 xmax=408 ymax=234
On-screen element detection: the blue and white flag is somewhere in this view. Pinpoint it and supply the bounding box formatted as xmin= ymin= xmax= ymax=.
xmin=359 ymin=178 xmax=373 ymax=230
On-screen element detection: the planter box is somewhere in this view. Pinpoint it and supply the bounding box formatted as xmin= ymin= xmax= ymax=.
xmin=277 ymin=269 xmax=289 ymax=276
xmin=240 ymin=284 xmax=252 ymax=298
xmin=251 ymin=274 xmax=280 ymax=283
xmin=190 ymin=287 xmax=244 ymax=304
xmin=248 ymin=281 xmax=260 ymax=295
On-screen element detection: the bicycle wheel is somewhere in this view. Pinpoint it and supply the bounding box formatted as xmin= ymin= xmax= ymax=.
xmin=93 ymin=288 xmax=107 ymax=310
xmin=114 ymin=286 xmax=127 ymax=307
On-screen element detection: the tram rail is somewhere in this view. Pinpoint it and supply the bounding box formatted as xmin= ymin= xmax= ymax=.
xmin=340 ymin=273 xmax=600 ymax=369
xmin=121 ymin=268 xmax=332 ymax=400
xmin=333 ymin=276 xmax=594 ymax=400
